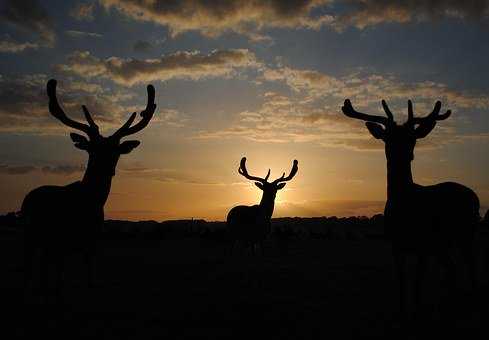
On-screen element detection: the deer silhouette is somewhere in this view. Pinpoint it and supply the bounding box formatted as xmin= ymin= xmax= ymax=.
xmin=22 ymin=79 xmax=156 ymax=300
xmin=227 ymin=157 xmax=298 ymax=255
xmin=342 ymin=99 xmax=480 ymax=316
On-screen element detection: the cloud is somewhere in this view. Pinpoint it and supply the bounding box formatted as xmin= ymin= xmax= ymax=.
xmin=133 ymin=40 xmax=154 ymax=53
xmin=100 ymin=0 xmax=333 ymax=39
xmin=261 ymin=66 xmax=489 ymax=111
xmin=56 ymin=49 xmax=261 ymax=86
xmin=41 ymin=165 xmax=85 ymax=175
xmin=331 ymin=0 xmax=489 ymax=30
xmin=198 ymin=65 xmax=489 ymax=150
xmin=0 ymin=0 xmax=55 ymax=46
xmin=196 ymin=91 xmax=350 ymax=144
xmin=0 ymin=74 xmax=148 ymax=133
xmin=65 ymin=30 xmax=103 ymax=39
xmin=70 ymin=2 xmax=96 ymax=21
xmin=0 ymin=38 xmax=38 ymax=53
xmin=262 ymin=66 xmax=344 ymax=98
xmin=275 ymin=199 xmax=385 ymax=217
xmin=0 ymin=73 xmax=186 ymax=134
xmin=0 ymin=164 xmax=83 ymax=175
xmin=0 ymin=164 xmax=37 ymax=175
xmin=120 ymin=166 xmax=223 ymax=185
xmin=99 ymin=0 xmax=489 ymax=37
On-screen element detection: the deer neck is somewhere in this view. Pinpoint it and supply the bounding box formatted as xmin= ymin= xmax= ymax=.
xmin=259 ymin=192 xmax=275 ymax=219
xmin=386 ymin=159 xmax=414 ymax=202
xmin=81 ymin=157 xmax=114 ymax=207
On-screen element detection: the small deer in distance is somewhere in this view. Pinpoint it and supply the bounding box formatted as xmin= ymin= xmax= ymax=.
xmin=342 ymin=98 xmax=480 ymax=316
xmin=227 ymin=157 xmax=298 ymax=255
xmin=21 ymin=79 xmax=156 ymax=300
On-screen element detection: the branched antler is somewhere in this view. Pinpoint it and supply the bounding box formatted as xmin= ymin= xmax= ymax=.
xmin=408 ymin=100 xmax=452 ymax=125
xmin=47 ymin=79 xmax=99 ymax=137
xmin=238 ymin=157 xmax=299 ymax=184
xmin=272 ymin=160 xmax=299 ymax=184
xmin=342 ymin=99 xmax=393 ymax=125
xmin=111 ymin=85 xmax=156 ymax=140
xmin=238 ymin=157 xmax=270 ymax=183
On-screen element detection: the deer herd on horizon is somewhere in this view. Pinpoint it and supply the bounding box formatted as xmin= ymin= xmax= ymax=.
xmin=20 ymin=79 xmax=482 ymax=318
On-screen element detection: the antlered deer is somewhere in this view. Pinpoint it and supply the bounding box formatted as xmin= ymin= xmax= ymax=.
xmin=227 ymin=157 xmax=298 ymax=254
xmin=22 ymin=79 xmax=156 ymax=299
xmin=342 ymin=99 xmax=479 ymax=316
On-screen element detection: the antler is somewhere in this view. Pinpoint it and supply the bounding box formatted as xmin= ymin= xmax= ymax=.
xmin=238 ymin=157 xmax=270 ymax=183
xmin=407 ymin=100 xmax=452 ymax=125
xmin=342 ymin=99 xmax=393 ymax=125
xmin=272 ymin=160 xmax=299 ymax=184
xmin=47 ymin=79 xmax=99 ymax=137
xmin=111 ymin=84 xmax=156 ymax=140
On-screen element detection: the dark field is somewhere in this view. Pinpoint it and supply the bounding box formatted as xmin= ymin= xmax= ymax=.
xmin=2 ymin=224 xmax=489 ymax=339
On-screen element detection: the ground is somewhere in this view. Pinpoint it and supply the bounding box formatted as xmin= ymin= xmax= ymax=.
xmin=1 ymin=232 xmax=489 ymax=339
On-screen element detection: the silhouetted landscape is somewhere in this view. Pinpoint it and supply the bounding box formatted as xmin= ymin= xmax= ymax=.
xmin=2 ymin=1 xmax=489 ymax=339
xmin=2 ymin=212 xmax=489 ymax=338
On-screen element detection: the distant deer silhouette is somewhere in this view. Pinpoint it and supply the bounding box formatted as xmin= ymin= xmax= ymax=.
xmin=342 ymin=99 xmax=480 ymax=316
xmin=227 ymin=157 xmax=298 ymax=255
xmin=22 ymin=79 xmax=156 ymax=300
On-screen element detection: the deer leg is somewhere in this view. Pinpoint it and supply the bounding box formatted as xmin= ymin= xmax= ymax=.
xmin=393 ymin=251 xmax=407 ymax=317
xmin=23 ymin=238 xmax=36 ymax=302
xmin=439 ymin=252 xmax=456 ymax=292
xmin=438 ymin=251 xmax=457 ymax=314
xmin=253 ymin=242 xmax=260 ymax=256
xmin=232 ymin=240 xmax=239 ymax=256
xmin=53 ymin=254 xmax=65 ymax=305
xmin=37 ymin=248 xmax=52 ymax=304
xmin=233 ymin=240 xmax=241 ymax=257
xmin=84 ymin=242 xmax=97 ymax=289
xmin=437 ymin=251 xmax=457 ymax=320
xmin=258 ymin=240 xmax=264 ymax=257
xmin=460 ymin=244 xmax=476 ymax=290
xmin=414 ymin=255 xmax=428 ymax=318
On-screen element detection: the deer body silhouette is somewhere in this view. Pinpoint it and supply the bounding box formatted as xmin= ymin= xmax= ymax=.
xmin=342 ymin=99 xmax=479 ymax=316
xmin=22 ymin=79 xmax=156 ymax=299
xmin=227 ymin=157 xmax=298 ymax=254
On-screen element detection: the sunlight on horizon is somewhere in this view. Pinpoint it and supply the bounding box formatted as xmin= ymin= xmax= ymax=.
xmin=0 ymin=0 xmax=488 ymax=221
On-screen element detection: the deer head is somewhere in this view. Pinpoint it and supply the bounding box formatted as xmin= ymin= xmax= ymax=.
xmin=47 ymin=79 xmax=156 ymax=176
xmin=342 ymin=99 xmax=451 ymax=164
xmin=238 ymin=157 xmax=298 ymax=199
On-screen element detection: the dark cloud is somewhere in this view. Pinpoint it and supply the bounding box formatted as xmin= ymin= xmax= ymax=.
xmin=41 ymin=165 xmax=84 ymax=175
xmin=276 ymin=199 xmax=385 ymax=217
xmin=0 ymin=0 xmax=55 ymax=46
xmin=0 ymin=37 xmax=38 ymax=53
xmin=120 ymin=166 xmax=222 ymax=185
xmin=70 ymin=2 xmax=95 ymax=21
xmin=0 ymin=164 xmax=83 ymax=175
xmin=133 ymin=40 xmax=154 ymax=53
xmin=332 ymin=0 xmax=489 ymax=30
xmin=56 ymin=49 xmax=260 ymax=86
xmin=65 ymin=30 xmax=103 ymax=39
xmin=0 ymin=74 xmax=135 ymax=132
xmin=0 ymin=164 xmax=37 ymax=175
xmin=100 ymin=0 xmax=489 ymax=37
xmin=100 ymin=0 xmax=332 ymax=39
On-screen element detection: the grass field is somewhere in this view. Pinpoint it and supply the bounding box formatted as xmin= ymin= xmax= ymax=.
xmin=1 ymin=231 xmax=489 ymax=339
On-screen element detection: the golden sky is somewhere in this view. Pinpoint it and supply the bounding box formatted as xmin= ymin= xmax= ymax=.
xmin=1 ymin=1 xmax=488 ymax=220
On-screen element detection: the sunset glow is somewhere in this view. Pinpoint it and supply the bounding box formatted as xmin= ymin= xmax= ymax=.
xmin=1 ymin=1 xmax=488 ymax=220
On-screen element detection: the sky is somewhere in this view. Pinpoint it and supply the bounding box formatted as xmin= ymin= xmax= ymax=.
xmin=0 ymin=0 xmax=488 ymax=221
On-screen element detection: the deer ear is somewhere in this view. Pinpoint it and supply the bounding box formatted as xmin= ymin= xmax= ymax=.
xmin=413 ymin=121 xmax=436 ymax=139
xmin=254 ymin=182 xmax=264 ymax=190
xmin=276 ymin=183 xmax=286 ymax=190
xmin=119 ymin=140 xmax=140 ymax=154
xmin=70 ymin=133 xmax=90 ymax=151
xmin=365 ymin=122 xmax=385 ymax=139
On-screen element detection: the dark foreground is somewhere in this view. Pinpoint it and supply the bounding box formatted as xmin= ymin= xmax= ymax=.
xmin=1 ymin=231 xmax=489 ymax=339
